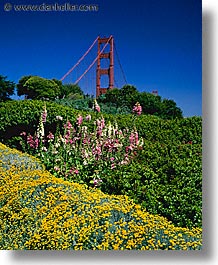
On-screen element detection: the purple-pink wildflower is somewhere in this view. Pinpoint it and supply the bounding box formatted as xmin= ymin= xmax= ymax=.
xmin=42 ymin=105 xmax=47 ymax=123
xmin=86 ymin=114 xmax=92 ymax=121
xmin=133 ymin=102 xmax=142 ymax=115
xmin=27 ymin=135 xmax=39 ymax=149
xmin=54 ymin=166 xmax=60 ymax=171
xmin=77 ymin=115 xmax=83 ymax=126
xmin=47 ymin=132 xmax=54 ymax=140
xmin=64 ymin=121 xmax=73 ymax=129
xmin=93 ymin=99 xmax=100 ymax=113
xmin=93 ymin=177 xmax=103 ymax=187
xmin=111 ymin=163 xmax=116 ymax=169
xmin=129 ymin=131 xmax=139 ymax=145
xmin=20 ymin=131 xmax=26 ymax=136
xmin=74 ymin=169 xmax=79 ymax=174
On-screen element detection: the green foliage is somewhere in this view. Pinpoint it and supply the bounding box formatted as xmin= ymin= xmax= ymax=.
xmin=56 ymin=97 xmax=132 ymax=115
xmin=16 ymin=75 xmax=33 ymax=97
xmin=0 ymin=143 xmax=202 ymax=250
xmin=99 ymin=141 xmax=202 ymax=228
xmin=0 ymin=75 xmax=15 ymax=102
xmin=99 ymin=102 xmax=131 ymax=115
xmin=0 ymin=100 xmax=201 ymax=146
xmin=55 ymin=98 xmax=91 ymax=111
xmin=98 ymin=84 xmax=183 ymax=119
xmin=0 ymin=100 xmax=78 ymax=146
xmin=60 ymin=83 xmax=84 ymax=99
xmin=17 ymin=76 xmax=61 ymax=100
xmin=160 ymin=99 xmax=183 ymax=119
xmin=137 ymin=92 xmax=162 ymax=115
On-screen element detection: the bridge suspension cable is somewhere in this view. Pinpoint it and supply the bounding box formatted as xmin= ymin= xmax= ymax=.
xmin=60 ymin=36 xmax=99 ymax=81
xmin=114 ymin=41 xmax=127 ymax=84
xmin=74 ymin=35 xmax=112 ymax=85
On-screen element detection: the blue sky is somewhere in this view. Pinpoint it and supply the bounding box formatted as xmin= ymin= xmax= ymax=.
xmin=0 ymin=0 xmax=202 ymax=117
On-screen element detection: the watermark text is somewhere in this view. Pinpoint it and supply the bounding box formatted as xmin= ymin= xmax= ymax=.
xmin=4 ymin=2 xmax=99 ymax=12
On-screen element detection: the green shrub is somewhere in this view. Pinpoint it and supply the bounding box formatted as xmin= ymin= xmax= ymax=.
xmin=99 ymin=141 xmax=202 ymax=228
xmin=0 ymin=143 xmax=202 ymax=250
xmin=0 ymin=100 xmax=202 ymax=146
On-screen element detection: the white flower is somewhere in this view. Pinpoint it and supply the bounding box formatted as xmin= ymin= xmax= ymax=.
xmin=42 ymin=147 xmax=47 ymax=152
xmin=56 ymin=115 xmax=63 ymax=121
xmin=55 ymin=143 xmax=60 ymax=148
xmin=138 ymin=138 xmax=144 ymax=147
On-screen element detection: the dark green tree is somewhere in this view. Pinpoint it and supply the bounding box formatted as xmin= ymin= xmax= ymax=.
xmin=60 ymin=83 xmax=84 ymax=99
xmin=138 ymin=92 xmax=162 ymax=115
xmin=161 ymin=99 xmax=183 ymax=119
xmin=21 ymin=76 xmax=61 ymax=100
xmin=102 ymin=88 xmax=121 ymax=106
xmin=96 ymin=84 xmax=183 ymax=119
xmin=0 ymin=75 xmax=15 ymax=102
xmin=17 ymin=75 xmax=33 ymax=97
xmin=119 ymin=85 xmax=139 ymax=108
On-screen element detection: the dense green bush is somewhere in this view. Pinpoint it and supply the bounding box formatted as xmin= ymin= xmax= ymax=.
xmin=0 ymin=143 xmax=202 ymax=250
xmin=0 ymin=100 xmax=201 ymax=146
xmin=55 ymin=98 xmax=92 ymax=112
xmin=55 ymin=98 xmax=132 ymax=115
xmin=99 ymin=141 xmax=202 ymax=228
xmin=0 ymin=100 xmax=80 ymax=147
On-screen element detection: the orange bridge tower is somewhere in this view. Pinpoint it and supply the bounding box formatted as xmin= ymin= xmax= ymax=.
xmin=96 ymin=36 xmax=114 ymax=97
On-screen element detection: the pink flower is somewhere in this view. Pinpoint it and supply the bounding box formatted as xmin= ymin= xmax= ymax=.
xmin=92 ymin=145 xmax=102 ymax=160
xmin=93 ymin=99 xmax=101 ymax=113
xmin=129 ymin=131 xmax=139 ymax=145
xmin=27 ymin=135 xmax=39 ymax=149
xmin=111 ymin=163 xmax=116 ymax=169
xmin=129 ymin=133 xmax=135 ymax=145
xmin=54 ymin=166 xmax=60 ymax=171
xmin=133 ymin=102 xmax=142 ymax=115
xmin=95 ymin=105 xmax=100 ymax=112
xmin=96 ymin=128 xmax=102 ymax=137
xmin=86 ymin=114 xmax=92 ymax=121
xmin=110 ymin=157 xmax=115 ymax=161
xmin=100 ymin=118 xmax=105 ymax=128
xmin=77 ymin=115 xmax=83 ymax=126
xmin=64 ymin=121 xmax=73 ymax=129
xmin=20 ymin=131 xmax=26 ymax=136
xmin=96 ymin=119 xmax=101 ymax=126
xmin=125 ymin=145 xmax=133 ymax=153
xmin=47 ymin=132 xmax=54 ymax=140
xmin=74 ymin=169 xmax=79 ymax=174
xmin=42 ymin=105 xmax=47 ymax=123
xmin=93 ymin=178 xmax=102 ymax=186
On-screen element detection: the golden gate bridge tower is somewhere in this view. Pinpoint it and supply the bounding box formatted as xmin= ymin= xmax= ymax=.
xmin=60 ymin=35 xmax=127 ymax=97
xmin=96 ymin=36 xmax=114 ymax=97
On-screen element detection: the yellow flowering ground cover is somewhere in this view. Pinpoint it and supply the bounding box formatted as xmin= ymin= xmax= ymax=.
xmin=0 ymin=143 xmax=202 ymax=250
